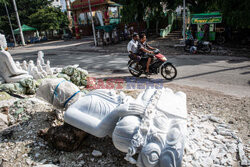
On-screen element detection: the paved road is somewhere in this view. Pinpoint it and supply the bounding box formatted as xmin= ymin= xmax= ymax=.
xmin=9 ymin=38 xmax=250 ymax=97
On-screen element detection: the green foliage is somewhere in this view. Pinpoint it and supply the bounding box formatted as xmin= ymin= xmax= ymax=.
xmin=118 ymin=0 xmax=182 ymax=23
xmin=187 ymin=0 xmax=250 ymax=29
xmin=0 ymin=0 xmax=69 ymax=35
xmin=29 ymin=7 xmax=68 ymax=31
xmin=117 ymin=0 xmax=249 ymax=29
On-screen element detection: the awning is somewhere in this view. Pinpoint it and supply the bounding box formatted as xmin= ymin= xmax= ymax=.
xmin=71 ymin=0 xmax=120 ymax=11
xmin=191 ymin=12 xmax=222 ymax=24
xmin=14 ymin=24 xmax=37 ymax=34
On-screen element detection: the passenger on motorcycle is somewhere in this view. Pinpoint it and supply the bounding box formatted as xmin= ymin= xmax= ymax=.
xmin=138 ymin=33 xmax=156 ymax=75
xmin=127 ymin=33 xmax=140 ymax=62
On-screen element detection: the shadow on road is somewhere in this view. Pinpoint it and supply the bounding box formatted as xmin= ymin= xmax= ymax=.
xmin=175 ymin=65 xmax=250 ymax=81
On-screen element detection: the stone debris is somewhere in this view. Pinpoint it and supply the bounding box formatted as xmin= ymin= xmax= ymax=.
xmin=183 ymin=111 xmax=249 ymax=167
xmin=34 ymin=164 xmax=59 ymax=167
xmin=92 ymin=150 xmax=102 ymax=157
xmin=238 ymin=142 xmax=250 ymax=166
xmin=0 ymin=88 xmax=248 ymax=167
xmin=0 ymin=78 xmax=38 ymax=95
xmin=7 ymin=99 xmax=45 ymax=125
xmin=59 ymin=66 xmax=88 ymax=87
xmin=38 ymin=123 xmax=88 ymax=152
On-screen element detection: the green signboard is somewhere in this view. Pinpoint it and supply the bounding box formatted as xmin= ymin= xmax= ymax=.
xmin=191 ymin=12 xmax=222 ymax=24
xmin=191 ymin=17 xmax=222 ymax=24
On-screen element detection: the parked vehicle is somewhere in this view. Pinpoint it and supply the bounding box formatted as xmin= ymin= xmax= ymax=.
xmin=128 ymin=49 xmax=177 ymax=80
xmin=62 ymin=33 xmax=72 ymax=40
xmin=184 ymin=39 xmax=212 ymax=53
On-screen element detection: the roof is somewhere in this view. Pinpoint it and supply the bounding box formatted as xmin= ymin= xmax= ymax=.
xmin=191 ymin=12 xmax=222 ymax=18
xmin=14 ymin=24 xmax=37 ymax=34
xmin=71 ymin=0 xmax=121 ymax=10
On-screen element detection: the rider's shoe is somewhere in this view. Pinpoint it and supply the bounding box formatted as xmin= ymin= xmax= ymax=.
xmin=145 ymin=72 xmax=150 ymax=77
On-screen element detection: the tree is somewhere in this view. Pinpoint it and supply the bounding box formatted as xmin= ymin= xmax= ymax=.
xmin=29 ymin=7 xmax=69 ymax=35
xmin=117 ymin=0 xmax=182 ymax=34
xmin=0 ymin=0 xmax=52 ymax=34
xmin=186 ymin=0 xmax=250 ymax=29
xmin=116 ymin=0 xmax=249 ymax=30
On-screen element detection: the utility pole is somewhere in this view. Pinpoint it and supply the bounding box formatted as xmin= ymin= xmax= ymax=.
xmin=12 ymin=0 xmax=25 ymax=45
xmin=4 ymin=3 xmax=17 ymax=46
xmin=65 ymin=0 xmax=73 ymax=33
xmin=87 ymin=0 xmax=97 ymax=46
xmin=183 ymin=0 xmax=186 ymax=41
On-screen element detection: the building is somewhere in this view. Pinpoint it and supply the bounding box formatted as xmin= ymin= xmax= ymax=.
xmin=51 ymin=0 xmax=67 ymax=11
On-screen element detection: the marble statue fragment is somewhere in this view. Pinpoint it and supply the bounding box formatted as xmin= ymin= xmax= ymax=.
xmin=37 ymin=60 xmax=47 ymax=77
xmin=32 ymin=67 xmax=44 ymax=80
xmin=21 ymin=60 xmax=28 ymax=71
xmin=15 ymin=61 xmax=22 ymax=70
xmin=0 ymin=49 xmax=33 ymax=83
xmin=0 ymin=33 xmax=7 ymax=50
xmin=28 ymin=60 xmax=35 ymax=75
xmin=37 ymin=51 xmax=45 ymax=66
xmin=64 ymin=88 xmax=187 ymax=167
xmin=46 ymin=60 xmax=53 ymax=75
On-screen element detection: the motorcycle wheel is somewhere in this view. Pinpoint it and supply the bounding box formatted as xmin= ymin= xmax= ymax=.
xmin=216 ymin=36 xmax=226 ymax=45
xmin=204 ymin=45 xmax=212 ymax=53
xmin=184 ymin=45 xmax=191 ymax=52
xmin=161 ymin=63 xmax=177 ymax=80
xmin=128 ymin=61 xmax=142 ymax=77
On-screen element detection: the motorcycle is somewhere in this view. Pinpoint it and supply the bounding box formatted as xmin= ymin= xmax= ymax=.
xmin=128 ymin=49 xmax=177 ymax=80
xmin=184 ymin=39 xmax=212 ymax=53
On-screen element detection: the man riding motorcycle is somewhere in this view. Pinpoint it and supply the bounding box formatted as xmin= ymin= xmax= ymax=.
xmin=138 ymin=33 xmax=156 ymax=75
xmin=127 ymin=33 xmax=140 ymax=62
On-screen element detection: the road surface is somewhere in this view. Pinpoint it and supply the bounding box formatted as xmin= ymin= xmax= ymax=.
xmin=8 ymin=38 xmax=250 ymax=97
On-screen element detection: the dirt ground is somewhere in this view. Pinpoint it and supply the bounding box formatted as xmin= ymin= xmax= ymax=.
xmin=0 ymin=83 xmax=249 ymax=166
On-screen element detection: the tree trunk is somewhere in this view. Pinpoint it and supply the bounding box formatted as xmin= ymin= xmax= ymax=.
xmin=156 ymin=20 xmax=159 ymax=35
xmin=4 ymin=3 xmax=17 ymax=46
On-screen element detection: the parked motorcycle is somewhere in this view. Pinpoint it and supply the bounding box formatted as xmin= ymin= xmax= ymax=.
xmin=128 ymin=49 xmax=177 ymax=80
xmin=61 ymin=33 xmax=72 ymax=40
xmin=184 ymin=39 xmax=212 ymax=53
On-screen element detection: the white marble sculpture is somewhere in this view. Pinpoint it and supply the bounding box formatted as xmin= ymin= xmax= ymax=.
xmin=32 ymin=67 xmax=44 ymax=80
xmin=46 ymin=60 xmax=53 ymax=75
xmin=0 ymin=49 xmax=33 ymax=83
xmin=64 ymin=88 xmax=187 ymax=167
xmin=37 ymin=60 xmax=47 ymax=77
xmin=28 ymin=60 xmax=35 ymax=75
xmin=0 ymin=33 xmax=7 ymax=50
xmin=15 ymin=61 xmax=22 ymax=70
xmin=21 ymin=60 xmax=28 ymax=71
xmin=37 ymin=51 xmax=45 ymax=66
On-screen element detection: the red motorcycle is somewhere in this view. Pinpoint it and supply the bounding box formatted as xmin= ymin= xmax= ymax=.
xmin=128 ymin=49 xmax=177 ymax=80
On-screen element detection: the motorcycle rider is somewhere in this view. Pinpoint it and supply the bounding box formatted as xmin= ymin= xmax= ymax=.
xmin=138 ymin=33 xmax=156 ymax=75
xmin=127 ymin=33 xmax=140 ymax=62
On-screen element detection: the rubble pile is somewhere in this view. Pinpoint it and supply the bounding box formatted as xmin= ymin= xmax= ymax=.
xmin=184 ymin=111 xmax=249 ymax=166
xmin=58 ymin=66 xmax=88 ymax=87
xmin=0 ymin=78 xmax=38 ymax=95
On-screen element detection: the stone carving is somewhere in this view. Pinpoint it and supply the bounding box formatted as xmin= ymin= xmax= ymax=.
xmin=46 ymin=60 xmax=53 ymax=75
xmin=0 ymin=49 xmax=33 ymax=83
xmin=64 ymin=88 xmax=187 ymax=167
xmin=32 ymin=67 xmax=44 ymax=80
xmin=37 ymin=51 xmax=45 ymax=66
xmin=0 ymin=33 xmax=7 ymax=50
xmin=37 ymin=60 xmax=47 ymax=77
xmin=15 ymin=61 xmax=22 ymax=70
xmin=28 ymin=60 xmax=35 ymax=75
xmin=21 ymin=60 xmax=28 ymax=71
